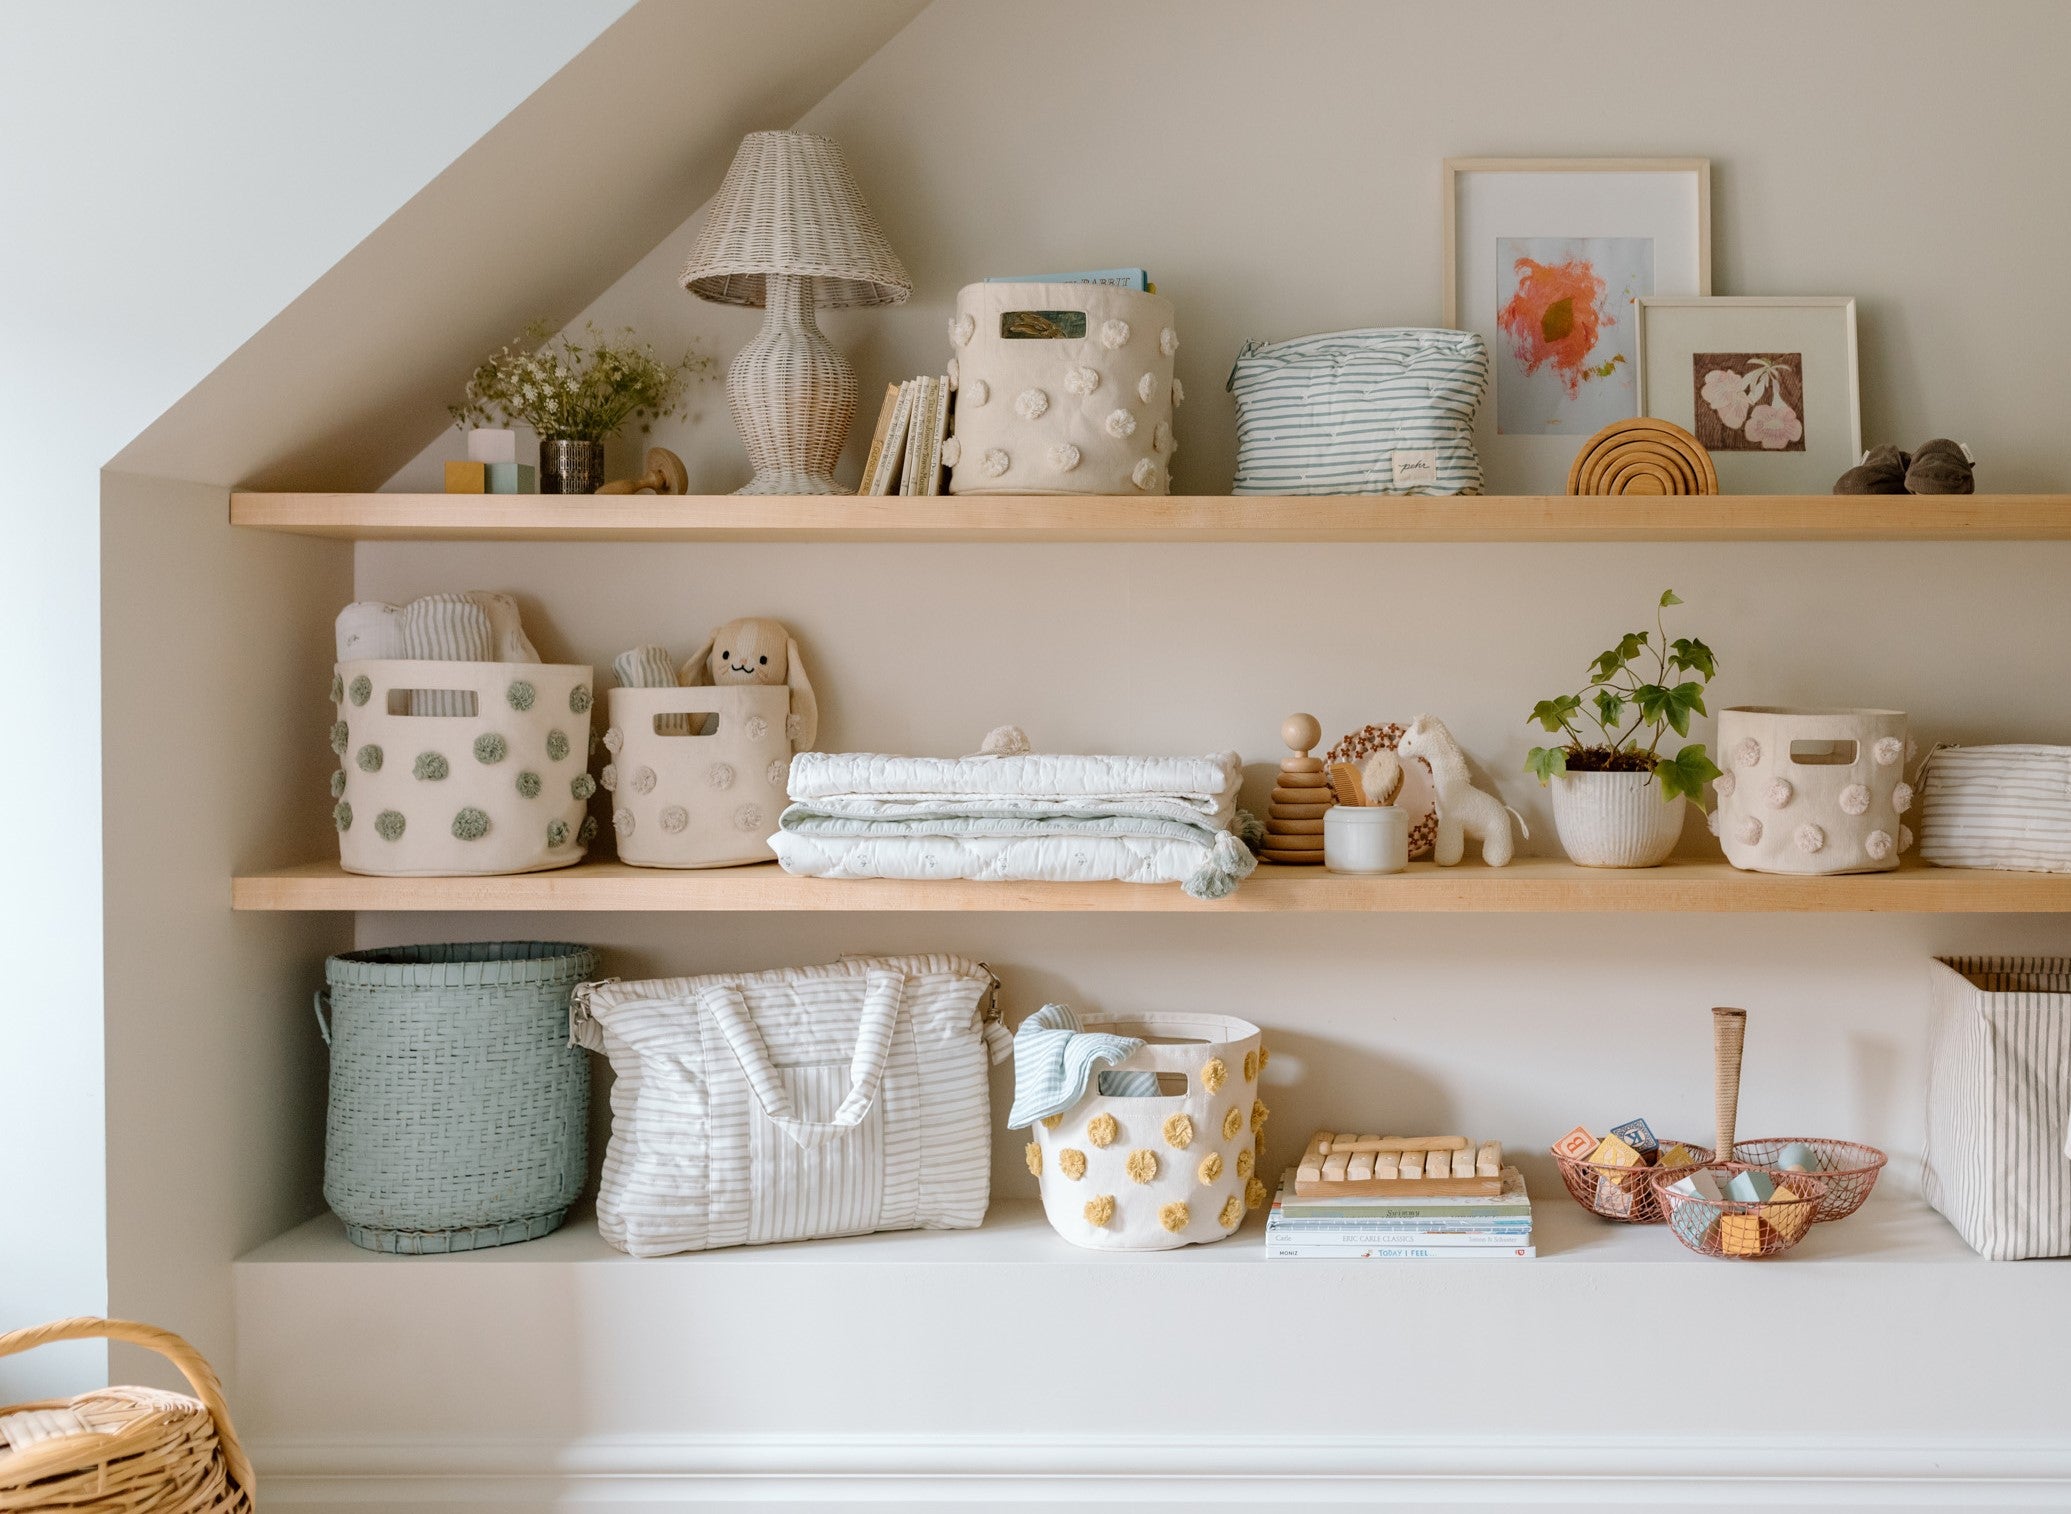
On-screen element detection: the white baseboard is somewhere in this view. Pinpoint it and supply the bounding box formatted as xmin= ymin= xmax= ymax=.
xmin=250 ymin=1433 xmax=2071 ymax=1511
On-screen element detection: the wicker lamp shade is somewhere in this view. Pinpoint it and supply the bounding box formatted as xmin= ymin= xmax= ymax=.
xmin=680 ymin=132 xmax=910 ymax=496
xmin=680 ymin=131 xmax=911 ymax=309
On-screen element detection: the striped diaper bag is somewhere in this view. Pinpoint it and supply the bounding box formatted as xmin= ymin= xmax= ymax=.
xmin=1922 ymin=957 xmax=2071 ymax=1259
xmin=571 ymin=956 xmax=1008 ymax=1256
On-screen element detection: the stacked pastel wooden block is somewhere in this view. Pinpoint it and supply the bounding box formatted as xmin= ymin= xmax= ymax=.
xmin=446 ymin=427 xmax=536 ymax=493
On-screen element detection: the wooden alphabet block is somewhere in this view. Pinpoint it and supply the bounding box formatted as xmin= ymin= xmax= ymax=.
xmin=443 ymin=459 xmax=488 ymax=493
xmin=1667 ymin=1169 xmax=1725 ymax=1203
xmin=1724 ymin=1169 xmax=1775 ymax=1204
xmin=484 ymin=461 xmax=536 ymax=494
xmin=1551 ymin=1126 xmax=1597 ymax=1161
xmin=1719 ymin=1213 xmax=1764 ymax=1255
xmin=1765 ymin=1185 xmax=1813 ymax=1241
xmin=1587 ymin=1133 xmax=1644 ymax=1170
xmin=1670 ymin=1199 xmax=1717 ymax=1249
xmin=1609 ymin=1117 xmax=1659 ymax=1157
xmin=1776 ymin=1142 xmax=1820 ymax=1173
xmin=1655 ymin=1143 xmax=1698 ymax=1171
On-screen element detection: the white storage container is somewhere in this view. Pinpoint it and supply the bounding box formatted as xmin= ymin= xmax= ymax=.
xmin=331 ymin=658 xmax=595 ymax=876
xmin=1712 ymin=707 xmax=1909 ymax=875
xmin=1027 ymin=1012 xmax=1265 ymax=1251
xmin=1923 ymin=957 xmax=2071 ymax=1259
xmin=1917 ymin=743 xmax=2071 ymax=873
xmin=947 ymin=281 xmax=1177 ymax=496
xmin=602 ymin=685 xmax=792 ymax=868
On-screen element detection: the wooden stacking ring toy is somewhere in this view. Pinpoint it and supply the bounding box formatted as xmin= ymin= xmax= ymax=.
xmin=1566 ymin=418 xmax=1718 ymax=496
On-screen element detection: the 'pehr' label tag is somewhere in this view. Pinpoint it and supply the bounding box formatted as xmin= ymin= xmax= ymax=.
xmin=1392 ymin=450 xmax=1439 ymax=487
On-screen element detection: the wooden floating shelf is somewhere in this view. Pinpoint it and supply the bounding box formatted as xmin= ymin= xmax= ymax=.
xmin=228 ymin=491 xmax=2071 ymax=544
xmin=230 ymin=856 xmax=2071 ymax=913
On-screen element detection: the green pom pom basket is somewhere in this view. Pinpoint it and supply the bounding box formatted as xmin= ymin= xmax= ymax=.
xmin=317 ymin=941 xmax=597 ymax=1254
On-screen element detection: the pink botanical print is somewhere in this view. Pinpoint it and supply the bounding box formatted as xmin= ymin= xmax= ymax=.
xmin=1691 ymin=353 xmax=1806 ymax=453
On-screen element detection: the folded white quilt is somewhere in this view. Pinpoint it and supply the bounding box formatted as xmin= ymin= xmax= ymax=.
xmin=773 ymin=749 xmax=1258 ymax=898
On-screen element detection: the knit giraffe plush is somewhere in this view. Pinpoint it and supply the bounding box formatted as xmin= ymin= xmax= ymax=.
xmin=1396 ymin=715 xmax=1524 ymax=867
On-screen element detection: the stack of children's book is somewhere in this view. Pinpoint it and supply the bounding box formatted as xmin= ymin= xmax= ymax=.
xmin=858 ymin=376 xmax=953 ymax=496
xmin=1264 ymin=1167 xmax=1535 ymax=1259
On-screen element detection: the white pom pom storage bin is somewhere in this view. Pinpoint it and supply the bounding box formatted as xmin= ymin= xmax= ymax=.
xmin=318 ymin=942 xmax=595 ymax=1253
xmin=331 ymin=659 xmax=595 ymax=876
xmin=1028 ymin=1013 xmax=1265 ymax=1251
xmin=947 ymin=281 xmax=1177 ymax=496
xmin=603 ymin=685 xmax=792 ymax=867
xmin=1712 ymin=707 xmax=1909 ymax=875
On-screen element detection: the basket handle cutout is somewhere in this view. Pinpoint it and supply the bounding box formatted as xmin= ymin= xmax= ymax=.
xmin=385 ymin=688 xmax=480 ymax=717
xmin=702 ymin=969 xmax=905 ymax=1150
xmin=1787 ymin=739 xmax=1859 ymax=766
xmin=652 ymin=712 xmax=721 ymax=737
xmin=1095 ymin=1069 xmax=1189 ymax=1097
xmin=1001 ymin=310 xmax=1088 ymax=339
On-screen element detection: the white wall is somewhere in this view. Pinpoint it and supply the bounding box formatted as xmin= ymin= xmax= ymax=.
xmin=0 ymin=0 xmax=630 ymax=1397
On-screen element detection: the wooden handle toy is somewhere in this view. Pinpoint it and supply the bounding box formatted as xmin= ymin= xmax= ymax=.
xmin=1713 ymin=1006 xmax=1747 ymax=1160
xmin=1296 ymin=1131 xmax=1503 ymax=1197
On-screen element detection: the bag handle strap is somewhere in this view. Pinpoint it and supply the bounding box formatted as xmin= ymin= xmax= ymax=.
xmin=702 ymin=968 xmax=905 ymax=1150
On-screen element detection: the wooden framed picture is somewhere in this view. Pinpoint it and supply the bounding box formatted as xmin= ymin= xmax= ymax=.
xmin=1634 ymin=296 xmax=1861 ymax=494
xmin=1444 ymin=157 xmax=1711 ymax=493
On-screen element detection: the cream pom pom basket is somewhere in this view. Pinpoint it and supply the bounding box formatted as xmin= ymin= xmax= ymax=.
xmin=946 ymin=282 xmax=1179 ymax=496
xmin=1026 ymin=1012 xmax=1268 ymax=1251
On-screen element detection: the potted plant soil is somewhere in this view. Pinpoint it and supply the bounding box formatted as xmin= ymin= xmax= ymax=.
xmin=1525 ymin=590 xmax=1722 ymax=868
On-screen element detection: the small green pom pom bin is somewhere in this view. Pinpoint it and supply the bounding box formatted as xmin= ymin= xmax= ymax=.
xmin=318 ymin=941 xmax=596 ymax=1253
xmin=332 ymin=658 xmax=594 ymax=877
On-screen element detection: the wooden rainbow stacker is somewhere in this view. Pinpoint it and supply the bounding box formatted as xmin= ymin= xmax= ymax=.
xmin=1296 ymin=1133 xmax=1505 ymax=1198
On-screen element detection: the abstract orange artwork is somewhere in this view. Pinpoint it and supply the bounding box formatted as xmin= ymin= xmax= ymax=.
xmin=1493 ymin=236 xmax=1652 ymax=435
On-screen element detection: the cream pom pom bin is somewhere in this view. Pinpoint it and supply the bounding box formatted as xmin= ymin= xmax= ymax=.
xmin=946 ymin=282 xmax=1178 ymax=496
xmin=1027 ymin=1012 xmax=1267 ymax=1251
xmin=330 ymin=659 xmax=596 ymax=876
xmin=1711 ymin=707 xmax=1911 ymax=875
xmin=603 ymin=685 xmax=793 ymax=867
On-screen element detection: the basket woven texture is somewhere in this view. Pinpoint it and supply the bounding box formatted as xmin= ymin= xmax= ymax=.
xmin=321 ymin=941 xmax=596 ymax=1253
xmin=0 ymin=1318 xmax=252 ymax=1512
xmin=1731 ymin=1137 xmax=1887 ymax=1221
xmin=1553 ymin=1141 xmax=1714 ymax=1223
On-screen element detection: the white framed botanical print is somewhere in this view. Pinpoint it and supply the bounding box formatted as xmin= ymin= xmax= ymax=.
xmin=1445 ymin=157 xmax=1710 ymax=493
xmin=1634 ymin=296 xmax=1860 ymax=494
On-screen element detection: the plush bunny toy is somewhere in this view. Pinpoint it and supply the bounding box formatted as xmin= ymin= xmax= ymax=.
xmin=681 ymin=616 xmax=818 ymax=749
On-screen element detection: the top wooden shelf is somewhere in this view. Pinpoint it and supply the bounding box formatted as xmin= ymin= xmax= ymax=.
xmin=227 ymin=492 xmax=2071 ymax=544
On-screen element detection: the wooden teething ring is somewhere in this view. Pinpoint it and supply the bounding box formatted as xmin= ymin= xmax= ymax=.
xmin=1567 ymin=418 xmax=1718 ymax=496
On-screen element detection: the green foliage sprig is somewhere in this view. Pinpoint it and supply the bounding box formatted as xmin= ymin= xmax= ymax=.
xmin=450 ymin=321 xmax=711 ymax=442
xmin=1524 ymin=590 xmax=1723 ymax=803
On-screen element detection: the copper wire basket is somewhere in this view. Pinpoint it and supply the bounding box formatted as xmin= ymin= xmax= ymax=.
xmin=1652 ymin=1161 xmax=1829 ymax=1259
xmin=1730 ymin=1138 xmax=1887 ymax=1222
xmin=1553 ymin=1141 xmax=1713 ymax=1223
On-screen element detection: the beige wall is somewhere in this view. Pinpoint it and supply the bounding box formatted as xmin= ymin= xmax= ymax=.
xmin=376 ymin=0 xmax=2071 ymax=1203
xmin=101 ymin=474 xmax=354 ymax=1388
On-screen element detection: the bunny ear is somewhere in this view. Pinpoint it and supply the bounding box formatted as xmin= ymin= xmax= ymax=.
xmin=679 ymin=637 xmax=715 ymax=686
xmin=785 ymin=636 xmax=818 ymax=750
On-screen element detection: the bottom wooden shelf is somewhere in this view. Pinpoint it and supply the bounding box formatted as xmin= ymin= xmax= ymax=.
xmin=229 ymin=855 xmax=2071 ymax=913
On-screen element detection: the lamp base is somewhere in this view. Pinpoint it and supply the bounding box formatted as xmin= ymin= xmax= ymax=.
xmin=726 ymin=271 xmax=858 ymax=498
xmin=735 ymin=470 xmax=852 ymax=496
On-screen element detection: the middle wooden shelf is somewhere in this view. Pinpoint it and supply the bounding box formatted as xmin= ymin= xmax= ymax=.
xmin=231 ymin=856 xmax=2071 ymax=913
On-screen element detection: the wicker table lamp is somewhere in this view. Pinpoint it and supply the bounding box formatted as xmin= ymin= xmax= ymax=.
xmin=680 ymin=131 xmax=911 ymax=495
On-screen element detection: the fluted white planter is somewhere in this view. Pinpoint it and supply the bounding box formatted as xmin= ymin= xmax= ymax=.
xmin=1549 ymin=770 xmax=1685 ymax=868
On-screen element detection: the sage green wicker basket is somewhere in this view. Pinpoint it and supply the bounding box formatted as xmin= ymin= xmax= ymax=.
xmin=318 ymin=941 xmax=595 ymax=1253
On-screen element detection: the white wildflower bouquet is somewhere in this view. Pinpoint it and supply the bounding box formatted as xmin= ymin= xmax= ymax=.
xmin=451 ymin=321 xmax=709 ymax=441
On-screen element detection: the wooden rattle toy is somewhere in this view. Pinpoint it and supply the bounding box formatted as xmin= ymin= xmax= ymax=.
xmin=1296 ymin=1132 xmax=1505 ymax=1198
xmin=596 ymin=446 xmax=690 ymax=496
xmin=1262 ymin=713 xmax=1334 ymax=864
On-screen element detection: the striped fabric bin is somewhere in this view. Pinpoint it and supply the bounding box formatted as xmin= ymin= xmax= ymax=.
xmin=1922 ymin=957 xmax=2071 ymax=1259
xmin=1918 ymin=744 xmax=2071 ymax=873
xmin=1229 ymin=328 xmax=1488 ymax=496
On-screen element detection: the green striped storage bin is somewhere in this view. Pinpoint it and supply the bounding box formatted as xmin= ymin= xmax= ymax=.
xmin=318 ymin=941 xmax=595 ymax=1253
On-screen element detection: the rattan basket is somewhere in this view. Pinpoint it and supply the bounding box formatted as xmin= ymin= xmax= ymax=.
xmin=0 ymin=1318 xmax=252 ymax=1512
xmin=1552 ymin=1140 xmax=1713 ymax=1222
xmin=1730 ymin=1137 xmax=1887 ymax=1221
xmin=1654 ymin=1161 xmax=1829 ymax=1259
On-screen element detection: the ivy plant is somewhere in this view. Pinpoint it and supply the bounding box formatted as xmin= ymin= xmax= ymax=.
xmin=1524 ymin=590 xmax=1723 ymax=803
